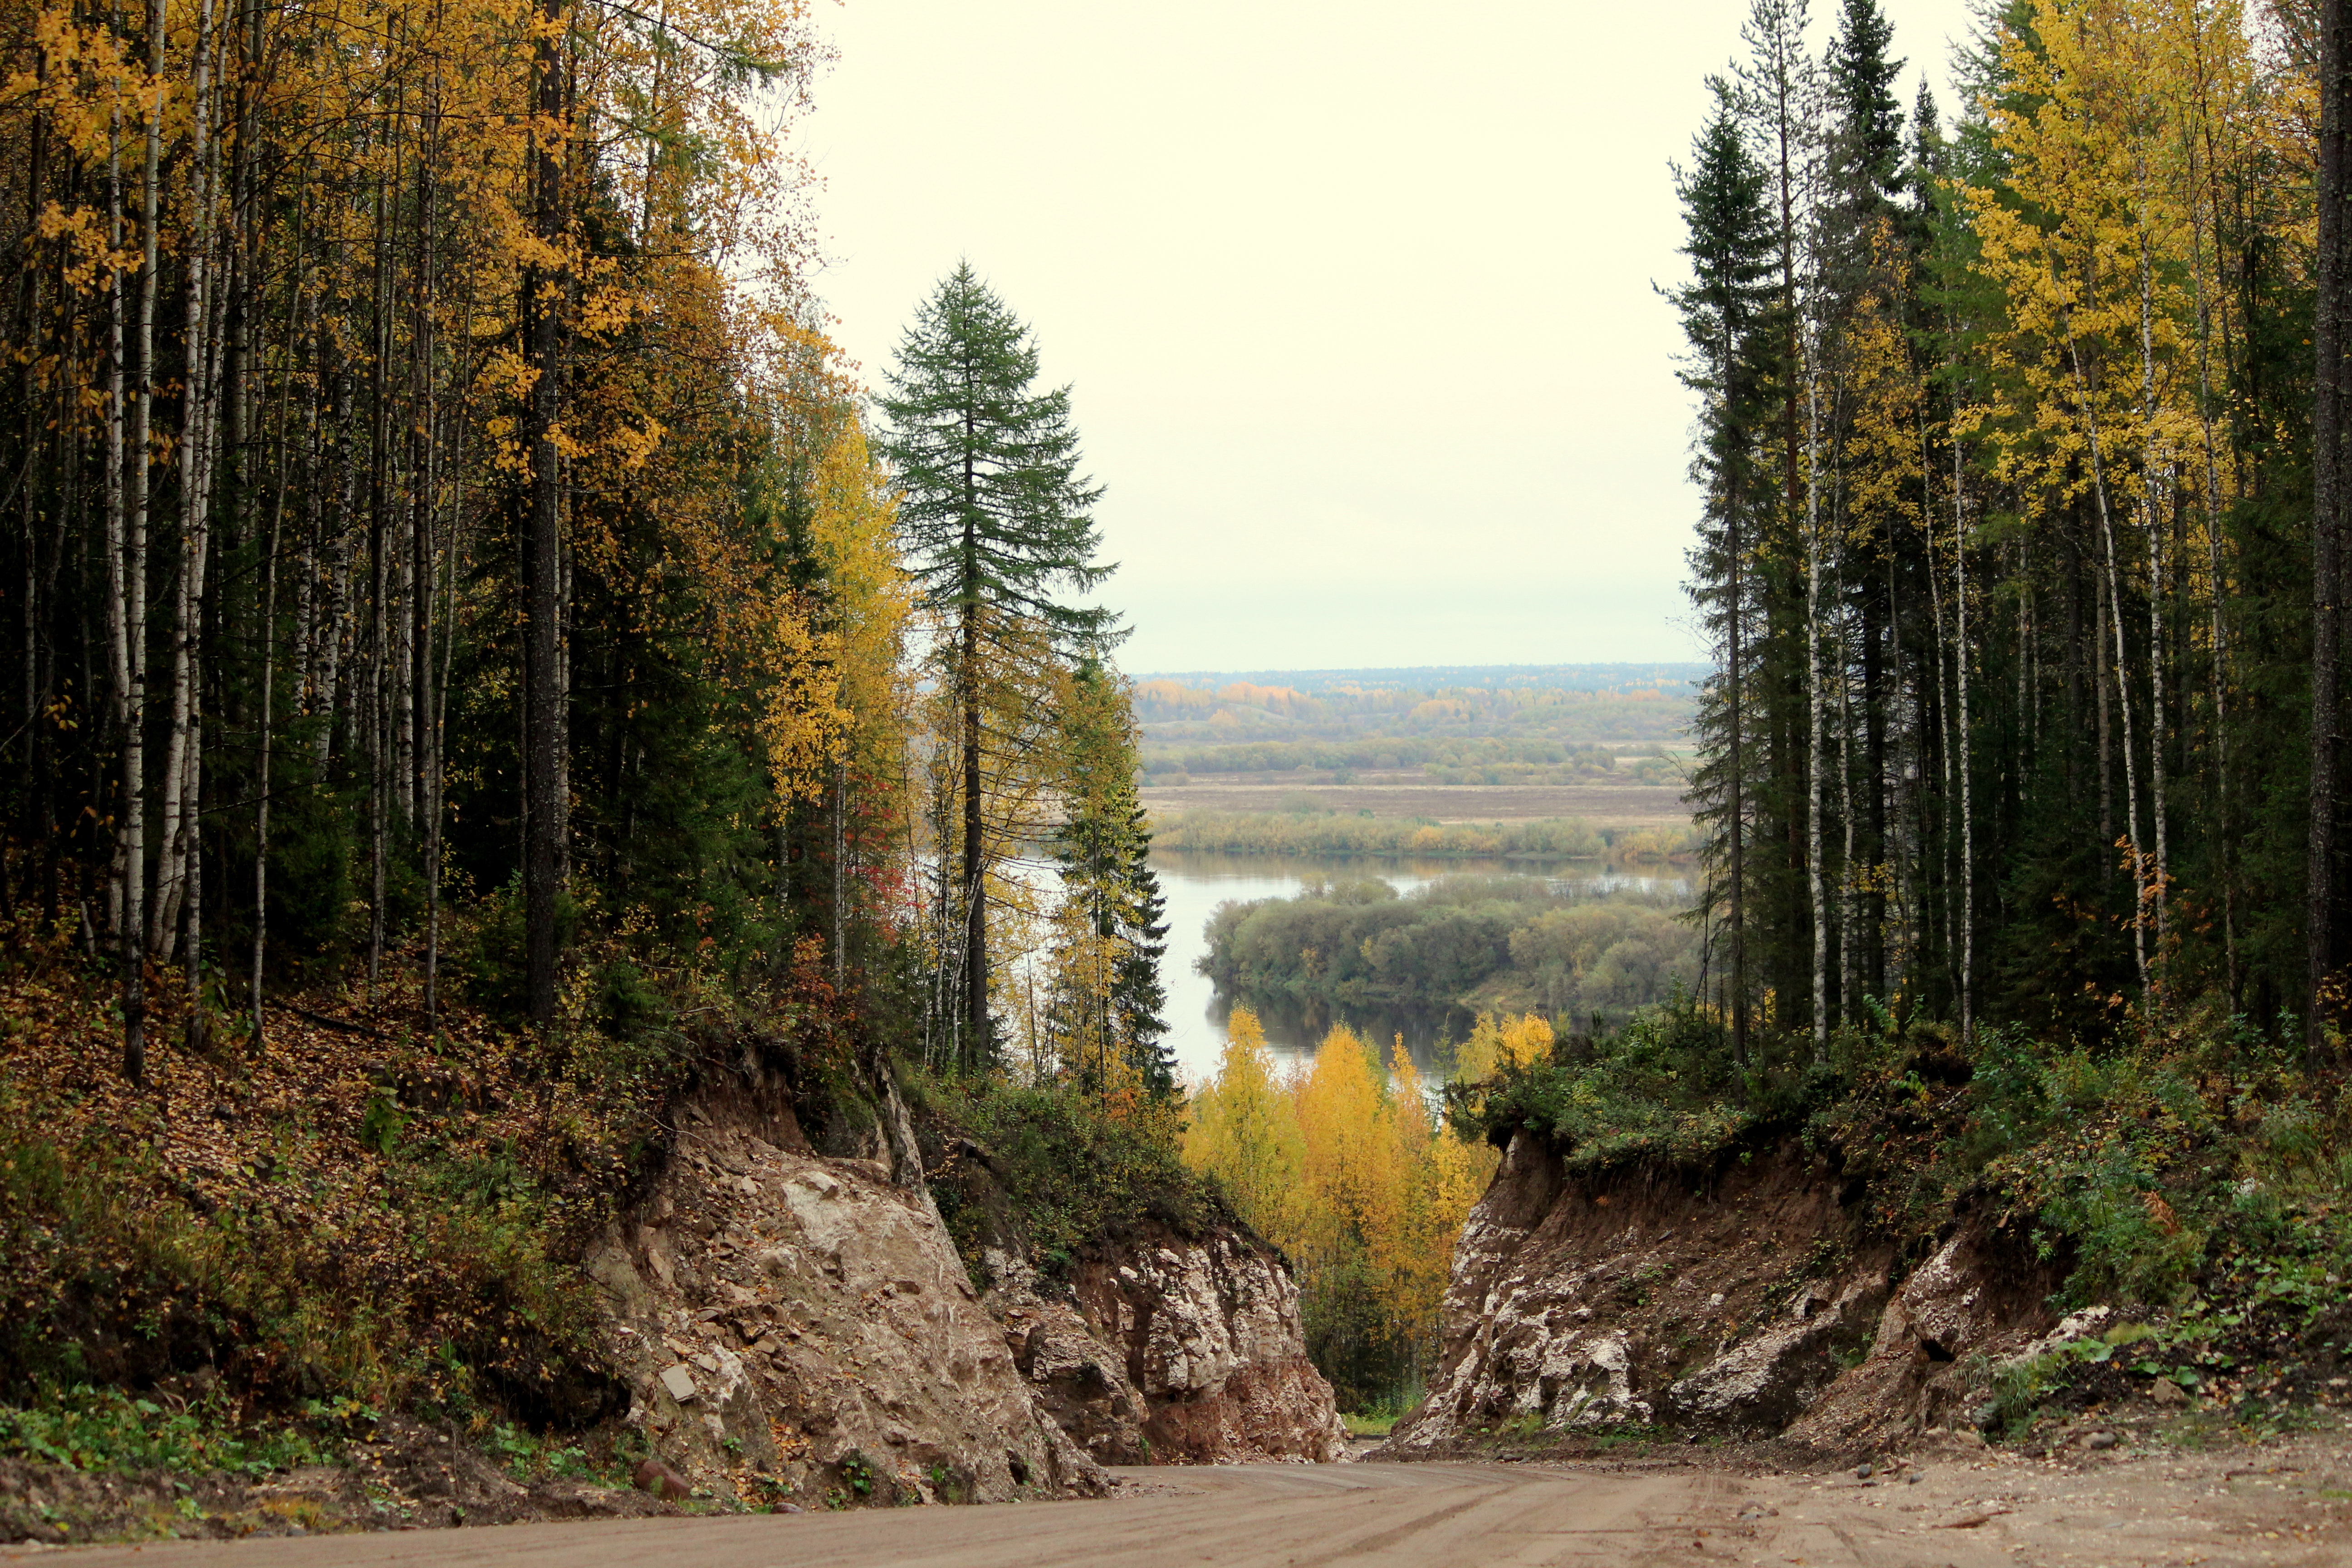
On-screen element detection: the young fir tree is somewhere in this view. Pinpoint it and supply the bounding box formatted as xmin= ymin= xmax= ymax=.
xmin=1048 ymin=658 xmax=1172 ymax=1097
xmin=878 ymin=265 xmax=1112 ymax=1071
xmin=1670 ymin=82 xmax=1781 ymax=1062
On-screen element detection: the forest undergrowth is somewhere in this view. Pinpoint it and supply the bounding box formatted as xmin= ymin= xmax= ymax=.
xmin=0 ymin=909 xmax=878 ymax=1487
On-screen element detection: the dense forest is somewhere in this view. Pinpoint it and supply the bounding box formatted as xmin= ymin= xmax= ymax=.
xmin=1674 ymin=0 xmax=2352 ymax=1052
xmin=0 ymin=0 xmax=1183 ymax=1446
xmin=0 ymin=0 xmax=1170 ymax=1091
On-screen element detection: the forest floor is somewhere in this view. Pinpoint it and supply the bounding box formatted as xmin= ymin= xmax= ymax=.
xmin=1140 ymin=771 xmax=1692 ymax=829
xmin=21 ymin=1422 xmax=2352 ymax=1566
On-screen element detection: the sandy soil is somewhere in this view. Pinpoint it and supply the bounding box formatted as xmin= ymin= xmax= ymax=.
xmin=29 ymin=1426 xmax=2349 ymax=1568
xmin=1142 ymin=772 xmax=1693 ymax=830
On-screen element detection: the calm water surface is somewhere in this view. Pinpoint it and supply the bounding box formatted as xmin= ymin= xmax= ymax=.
xmin=1152 ymin=848 xmax=1690 ymax=1087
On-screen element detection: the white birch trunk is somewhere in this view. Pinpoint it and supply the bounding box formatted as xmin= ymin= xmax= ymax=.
xmin=2063 ymin=322 xmax=2151 ymax=990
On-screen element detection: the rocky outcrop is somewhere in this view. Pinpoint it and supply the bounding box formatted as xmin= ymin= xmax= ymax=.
xmin=582 ymin=1090 xmax=1104 ymax=1507
xmin=981 ymin=1226 xmax=1348 ymax=1465
xmin=1782 ymin=1222 xmax=2063 ymax=1452
xmin=1074 ymin=1228 xmax=1348 ymax=1463
xmin=1383 ymin=1130 xmax=2055 ymax=1458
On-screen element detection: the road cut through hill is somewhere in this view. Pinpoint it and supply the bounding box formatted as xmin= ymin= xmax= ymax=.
xmin=27 ymin=1433 xmax=2352 ymax=1568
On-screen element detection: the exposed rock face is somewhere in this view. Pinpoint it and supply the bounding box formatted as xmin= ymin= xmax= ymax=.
xmin=1074 ymin=1229 xmax=1348 ymax=1463
xmin=1782 ymin=1222 xmax=2060 ymax=1452
xmin=1384 ymin=1131 xmax=2054 ymax=1457
xmin=981 ymin=1227 xmax=1348 ymax=1465
xmin=582 ymin=1091 xmax=1104 ymax=1507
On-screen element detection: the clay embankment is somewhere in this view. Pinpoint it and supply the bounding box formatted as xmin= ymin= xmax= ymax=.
xmin=1384 ymin=1129 xmax=2062 ymax=1456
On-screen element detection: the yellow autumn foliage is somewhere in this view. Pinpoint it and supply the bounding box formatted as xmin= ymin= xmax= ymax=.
xmin=1183 ymin=1008 xmax=1500 ymax=1404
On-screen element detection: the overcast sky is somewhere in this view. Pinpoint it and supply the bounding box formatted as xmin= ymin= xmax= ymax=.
xmin=799 ymin=0 xmax=1987 ymax=674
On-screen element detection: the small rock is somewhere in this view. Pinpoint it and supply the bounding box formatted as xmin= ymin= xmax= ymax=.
xmin=633 ymin=1459 xmax=693 ymax=1501
xmin=2149 ymin=1378 xmax=2188 ymax=1406
xmin=2086 ymin=1431 xmax=2117 ymax=1450
xmin=658 ymin=1363 xmax=699 ymax=1402
xmin=1856 ymin=1462 xmax=1874 ymax=1480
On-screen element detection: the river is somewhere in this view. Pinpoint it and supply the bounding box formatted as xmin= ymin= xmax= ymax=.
xmin=1151 ymin=848 xmax=1690 ymax=1086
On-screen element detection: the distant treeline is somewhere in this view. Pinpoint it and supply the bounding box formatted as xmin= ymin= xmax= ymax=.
xmin=1142 ymin=736 xmax=1679 ymax=785
xmin=1152 ymin=811 xmax=1695 ymax=863
xmin=1133 ymin=676 xmax=1698 ymax=757
xmin=1138 ymin=662 xmax=1710 ymax=697
xmin=1200 ymin=877 xmax=1701 ymax=1026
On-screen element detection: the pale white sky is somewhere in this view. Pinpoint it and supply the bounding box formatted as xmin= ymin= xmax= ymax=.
xmin=801 ymin=0 xmax=1985 ymax=673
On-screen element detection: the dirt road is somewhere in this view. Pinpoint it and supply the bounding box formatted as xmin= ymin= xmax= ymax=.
xmin=28 ymin=1437 xmax=2352 ymax=1568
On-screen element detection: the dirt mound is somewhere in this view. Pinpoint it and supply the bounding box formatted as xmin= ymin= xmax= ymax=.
xmin=1383 ymin=1131 xmax=2058 ymax=1457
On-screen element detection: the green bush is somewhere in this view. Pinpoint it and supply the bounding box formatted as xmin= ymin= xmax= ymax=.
xmin=0 ymin=1384 xmax=338 ymax=1475
xmin=916 ymin=1075 xmax=1210 ymax=1276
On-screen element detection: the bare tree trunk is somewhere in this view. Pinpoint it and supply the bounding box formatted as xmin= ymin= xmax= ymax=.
xmin=2136 ymin=223 xmax=2171 ymax=970
xmin=1954 ymin=435 xmax=1975 ymax=1047
xmin=153 ymin=0 xmax=221 ymax=961
xmin=2316 ymin=0 xmax=2350 ymax=1049
xmin=962 ymin=593 xmax=987 ymax=1067
xmin=2063 ymin=321 xmax=2150 ymax=990
xmin=313 ymin=360 xmax=352 ymax=773
xmin=2183 ymin=0 xmax=2239 ymax=1008
xmin=120 ymin=0 xmax=165 ymax=1082
xmin=252 ymin=355 xmax=289 ymax=1049
xmin=833 ymin=757 xmax=847 ymax=986
xmin=1728 ymin=437 xmax=1747 ymax=1067
xmin=103 ymin=44 xmax=130 ymax=951
xmin=1805 ymin=362 xmax=1829 ymax=1056
xmin=425 ymin=294 xmax=471 ymax=1024
xmin=1838 ymin=603 xmax=1858 ymax=1024
xmin=522 ymin=0 xmax=569 ymax=1025
xmin=2096 ymin=559 xmax=2113 ymax=845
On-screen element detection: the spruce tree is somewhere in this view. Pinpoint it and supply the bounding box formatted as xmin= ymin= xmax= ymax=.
xmin=1049 ymin=658 xmax=1171 ymax=1097
xmin=1670 ymin=83 xmax=1780 ymax=1061
xmin=878 ymin=265 xmax=1112 ymax=1070
xmin=1828 ymin=0 xmax=1906 ymax=215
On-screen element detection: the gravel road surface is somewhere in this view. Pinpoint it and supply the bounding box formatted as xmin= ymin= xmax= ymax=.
xmin=25 ymin=1436 xmax=2352 ymax=1568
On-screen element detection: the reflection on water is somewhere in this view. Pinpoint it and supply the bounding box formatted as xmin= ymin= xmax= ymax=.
xmin=1152 ymin=848 xmax=1692 ymax=1088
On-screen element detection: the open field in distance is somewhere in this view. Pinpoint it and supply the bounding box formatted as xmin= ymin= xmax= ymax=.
xmin=1138 ymin=771 xmax=1694 ymax=832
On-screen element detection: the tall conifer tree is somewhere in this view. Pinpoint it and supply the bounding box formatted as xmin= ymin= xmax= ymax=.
xmin=879 ymin=265 xmax=1112 ymax=1070
xmin=1672 ymin=83 xmax=1781 ymax=1061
